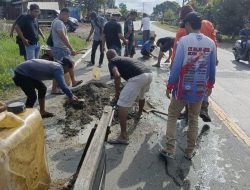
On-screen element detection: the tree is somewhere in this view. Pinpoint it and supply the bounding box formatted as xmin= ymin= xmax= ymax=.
xmin=164 ymin=9 xmax=176 ymax=21
xmin=119 ymin=3 xmax=128 ymax=20
xmin=214 ymin=0 xmax=250 ymax=36
xmin=80 ymin=0 xmax=110 ymax=16
xmin=106 ymin=0 xmax=115 ymax=8
xmin=153 ymin=1 xmax=180 ymax=19
xmin=189 ymin=0 xmax=250 ymax=37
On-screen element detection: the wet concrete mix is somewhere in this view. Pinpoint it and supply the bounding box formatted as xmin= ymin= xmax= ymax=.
xmin=60 ymin=81 xmax=136 ymax=138
xmin=49 ymin=81 xmax=137 ymax=190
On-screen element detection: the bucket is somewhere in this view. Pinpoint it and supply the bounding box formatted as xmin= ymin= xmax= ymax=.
xmin=0 ymin=109 xmax=50 ymax=190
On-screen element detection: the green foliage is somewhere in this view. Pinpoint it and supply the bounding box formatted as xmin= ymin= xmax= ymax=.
xmin=214 ymin=0 xmax=250 ymax=36
xmin=106 ymin=0 xmax=115 ymax=8
xmin=187 ymin=0 xmax=250 ymax=36
xmin=0 ymin=32 xmax=25 ymax=99
xmin=153 ymin=1 xmax=180 ymax=18
xmin=152 ymin=22 xmax=178 ymax=33
xmin=164 ymin=9 xmax=176 ymax=21
xmin=0 ymin=31 xmax=86 ymax=99
xmin=119 ymin=3 xmax=128 ymax=20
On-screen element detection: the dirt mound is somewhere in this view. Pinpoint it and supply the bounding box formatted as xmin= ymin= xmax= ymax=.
xmin=59 ymin=81 xmax=137 ymax=138
xmin=61 ymin=82 xmax=113 ymax=137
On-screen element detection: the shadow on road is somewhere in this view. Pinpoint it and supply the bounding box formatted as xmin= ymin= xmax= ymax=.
xmin=51 ymin=147 xmax=84 ymax=174
xmin=117 ymin=133 xmax=181 ymax=190
xmin=231 ymin=60 xmax=250 ymax=71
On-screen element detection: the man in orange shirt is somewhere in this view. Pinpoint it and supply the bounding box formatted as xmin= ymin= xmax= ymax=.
xmin=171 ymin=5 xmax=218 ymax=122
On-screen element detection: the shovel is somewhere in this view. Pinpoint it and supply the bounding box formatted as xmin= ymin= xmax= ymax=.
xmin=76 ymin=48 xmax=86 ymax=54
xmin=143 ymin=101 xmax=168 ymax=116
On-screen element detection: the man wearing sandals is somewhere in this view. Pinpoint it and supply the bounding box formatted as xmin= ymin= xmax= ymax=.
xmin=161 ymin=12 xmax=216 ymax=159
xmin=106 ymin=49 xmax=153 ymax=145
xmin=50 ymin=8 xmax=82 ymax=93
xmin=13 ymin=58 xmax=78 ymax=118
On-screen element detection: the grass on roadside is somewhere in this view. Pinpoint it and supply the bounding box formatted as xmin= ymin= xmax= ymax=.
xmin=152 ymin=22 xmax=178 ymax=33
xmin=153 ymin=21 xmax=235 ymax=44
xmin=0 ymin=31 xmax=87 ymax=100
xmin=218 ymin=34 xmax=235 ymax=43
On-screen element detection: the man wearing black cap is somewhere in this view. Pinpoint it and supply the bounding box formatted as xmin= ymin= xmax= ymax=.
xmin=87 ymin=12 xmax=106 ymax=66
xmin=161 ymin=12 xmax=216 ymax=160
xmin=172 ymin=5 xmax=218 ymax=122
xmin=13 ymin=58 xmax=78 ymax=118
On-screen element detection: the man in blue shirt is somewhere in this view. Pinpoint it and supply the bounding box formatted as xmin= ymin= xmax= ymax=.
xmin=13 ymin=58 xmax=78 ymax=118
xmin=141 ymin=36 xmax=156 ymax=58
xmin=160 ymin=12 xmax=216 ymax=160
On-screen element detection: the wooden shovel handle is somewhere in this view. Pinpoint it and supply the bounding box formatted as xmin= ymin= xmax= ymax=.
xmin=151 ymin=109 xmax=168 ymax=116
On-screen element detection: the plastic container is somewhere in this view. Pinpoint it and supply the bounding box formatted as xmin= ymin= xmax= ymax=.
xmin=92 ymin=66 xmax=101 ymax=80
xmin=0 ymin=109 xmax=50 ymax=190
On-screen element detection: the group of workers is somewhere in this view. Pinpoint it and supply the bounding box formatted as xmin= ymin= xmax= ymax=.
xmin=1 ymin=4 xmax=219 ymax=161
xmin=103 ymin=5 xmax=217 ymax=161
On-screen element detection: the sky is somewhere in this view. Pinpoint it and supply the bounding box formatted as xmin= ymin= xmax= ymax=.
xmin=115 ymin=0 xmax=182 ymax=14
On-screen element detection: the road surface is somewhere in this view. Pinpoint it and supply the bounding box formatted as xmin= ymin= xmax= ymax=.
xmin=23 ymin=21 xmax=250 ymax=189
xmin=103 ymin=21 xmax=250 ymax=190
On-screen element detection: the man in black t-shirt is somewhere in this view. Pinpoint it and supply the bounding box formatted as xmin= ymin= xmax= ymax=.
xmin=10 ymin=14 xmax=26 ymax=59
xmin=15 ymin=4 xmax=45 ymax=60
xmin=102 ymin=14 xmax=127 ymax=56
xmin=153 ymin=37 xmax=175 ymax=67
xmin=106 ymin=49 xmax=153 ymax=145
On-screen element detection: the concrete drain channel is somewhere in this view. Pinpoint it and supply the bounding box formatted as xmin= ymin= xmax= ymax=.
xmin=50 ymin=81 xmax=136 ymax=190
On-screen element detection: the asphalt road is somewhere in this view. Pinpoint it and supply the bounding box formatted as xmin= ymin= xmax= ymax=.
xmin=103 ymin=21 xmax=250 ymax=190
xmin=36 ymin=21 xmax=250 ymax=189
xmin=147 ymin=21 xmax=250 ymax=137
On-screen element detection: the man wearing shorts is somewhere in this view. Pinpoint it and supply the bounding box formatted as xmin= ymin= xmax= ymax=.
xmin=106 ymin=49 xmax=153 ymax=145
xmin=153 ymin=37 xmax=175 ymax=67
